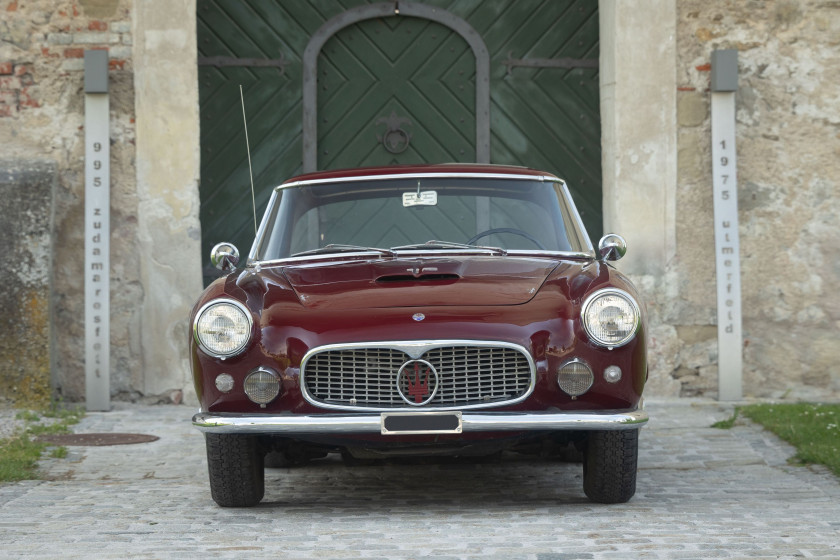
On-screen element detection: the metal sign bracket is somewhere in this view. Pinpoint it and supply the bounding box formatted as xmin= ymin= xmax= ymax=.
xmin=84 ymin=50 xmax=110 ymax=411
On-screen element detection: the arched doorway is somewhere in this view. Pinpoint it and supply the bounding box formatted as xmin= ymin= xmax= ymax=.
xmin=302 ymin=2 xmax=489 ymax=172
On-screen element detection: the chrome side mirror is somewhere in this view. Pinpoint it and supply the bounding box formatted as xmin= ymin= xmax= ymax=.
xmin=598 ymin=234 xmax=627 ymax=262
xmin=210 ymin=242 xmax=240 ymax=271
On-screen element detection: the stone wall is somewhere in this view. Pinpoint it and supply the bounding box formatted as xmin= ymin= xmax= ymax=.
xmin=656 ymin=0 xmax=840 ymax=399
xmin=132 ymin=0 xmax=203 ymax=403
xmin=0 ymin=161 xmax=55 ymax=407
xmin=1 ymin=0 xmax=837 ymax=405
xmin=0 ymin=0 xmax=143 ymax=402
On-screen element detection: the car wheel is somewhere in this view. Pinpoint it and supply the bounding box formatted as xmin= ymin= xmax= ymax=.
xmin=582 ymin=430 xmax=638 ymax=504
xmin=205 ymin=433 xmax=265 ymax=507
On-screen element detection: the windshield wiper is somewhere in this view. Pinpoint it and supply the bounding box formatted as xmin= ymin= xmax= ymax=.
xmin=391 ymin=240 xmax=507 ymax=256
xmin=291 ymin=244 xmax=396 ymax=257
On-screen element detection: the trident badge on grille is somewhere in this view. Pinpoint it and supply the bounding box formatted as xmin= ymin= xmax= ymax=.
xmin=396 ymin=359 xmax=439 ymax=406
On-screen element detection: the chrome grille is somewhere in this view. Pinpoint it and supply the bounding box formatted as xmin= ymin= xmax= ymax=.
xmin=302 ymin=343 xmax=534 ymax=410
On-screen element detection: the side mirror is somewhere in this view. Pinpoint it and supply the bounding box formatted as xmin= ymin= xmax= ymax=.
xmin=598 ymin=234 xmax=627 ymax=262
xmin=210 ymin=242 xmax=240 ymax=272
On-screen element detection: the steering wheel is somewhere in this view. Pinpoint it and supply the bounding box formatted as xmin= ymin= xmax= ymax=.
xmin=466 ymin=227 xmax=546 ymax=250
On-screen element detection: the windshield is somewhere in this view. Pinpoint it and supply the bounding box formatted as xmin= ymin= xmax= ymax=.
xmin=251 ymin=176 xmax=593 ymax=262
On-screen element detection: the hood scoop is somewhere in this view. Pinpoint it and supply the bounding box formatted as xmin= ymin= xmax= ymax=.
xmin=376 ymin=273 xmax=460 ymax=284
xmin=280 ymin=256 xmax=561 ymax=309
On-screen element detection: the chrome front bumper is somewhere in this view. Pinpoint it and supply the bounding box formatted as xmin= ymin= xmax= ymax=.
xmin=192 ymin=408 xmax=648 ymax=435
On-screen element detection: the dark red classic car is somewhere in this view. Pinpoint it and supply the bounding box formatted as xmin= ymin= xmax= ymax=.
xmin=191 ymin=164 xmax=648 ymax=506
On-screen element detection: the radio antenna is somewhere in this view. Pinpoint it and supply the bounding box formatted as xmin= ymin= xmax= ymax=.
xmin=240 ymin=84 xmax=257 ymax=236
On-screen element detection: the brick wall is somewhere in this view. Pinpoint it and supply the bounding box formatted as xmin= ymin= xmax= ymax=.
xmin=0 ymin=0 xmax=143 ymax=403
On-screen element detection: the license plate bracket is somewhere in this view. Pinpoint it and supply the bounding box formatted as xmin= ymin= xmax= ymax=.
xmin=380 ymin=412 xmax=463 ymax=435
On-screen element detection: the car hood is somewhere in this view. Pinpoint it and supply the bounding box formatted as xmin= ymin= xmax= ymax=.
xmin=275 ymin=256 xmax=564 ymax=309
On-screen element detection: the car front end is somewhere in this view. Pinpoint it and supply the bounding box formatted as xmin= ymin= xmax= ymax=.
xmin=190 ymin=165 xmax=648 ymax=506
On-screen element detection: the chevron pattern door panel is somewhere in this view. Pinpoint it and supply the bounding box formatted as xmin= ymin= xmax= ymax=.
xmin=483 ymin=0 xmax=601 ymax=239
xmin=198 ymin=0 xmax=600 ymax=283
xmin=318 ymin=16 xmax=475 ymax=169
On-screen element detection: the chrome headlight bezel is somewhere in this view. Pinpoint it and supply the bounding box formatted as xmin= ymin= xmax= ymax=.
xmin=581 ymin=288 xmax=641 ymax=349
xmin=557 ymin=358 xmax=594 ymax=397
xmin=243 ymin=367 xmax=281 ymax=405
xmin=193 ymin=298 xmax=254 ymax=359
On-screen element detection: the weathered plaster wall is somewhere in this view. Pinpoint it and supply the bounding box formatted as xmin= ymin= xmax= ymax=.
xmin=666 ymin=0 xmax=840 ymax=399
xmin=600 ymin=0 xmax=678 ymax=279
xmin=599 ymin=0 xmax=682 ymax=397
xmin=1 ymin=0 xmax=201 ymax=405
xmin=0 ymin=0 xmax=143 ymax=402
xmin=133 ymin=0 xmax=202 ymax=403
xmin=0 ymin=161 xmax=55 ymax=407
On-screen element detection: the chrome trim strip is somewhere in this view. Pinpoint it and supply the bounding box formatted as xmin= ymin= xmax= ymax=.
xmin=581 ymin=288 xmax=642 ymax=350
xmin=248 ymin=189 xmax=278 ymax=265
xmin=505 ymin=249 xmax=594 ymax=258
xmin=278 ymin=172 xmax=558 ymax=190
xmin=250 ymin=249 xmax=595 ymax=267
xmin=192 ymin=298 xmax=254 ymax=360
xmin=299 ymin=340 xmax=537 ymax=412
xmin=192 ymin=409 xmax=649 ymax=433
xmin=381 ymin=411 xmax=464 ymax=435
xmin=558 ymin=180 xmax=595 ymax=253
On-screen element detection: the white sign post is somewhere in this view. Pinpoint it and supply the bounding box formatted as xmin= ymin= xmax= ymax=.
xmin=710 ymin=50 xmax=743 ymax=401
xmin=84 ymin=50 xmax=110 ymax=411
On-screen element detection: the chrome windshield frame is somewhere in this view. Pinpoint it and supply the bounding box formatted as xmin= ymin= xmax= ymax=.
xmin=247 ymin=172 xmax=595 ymax=265
xmin=249 ymin=249 xmax=596 ymax=269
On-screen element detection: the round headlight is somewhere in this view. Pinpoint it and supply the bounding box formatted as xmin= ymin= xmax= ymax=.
xmin=582 ymin=289 xmax=640 ymax=348
xmin=194 ymin=299 xmax=253 ymax=358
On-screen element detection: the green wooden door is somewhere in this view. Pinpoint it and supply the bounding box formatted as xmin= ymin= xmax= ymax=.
xmin=197 ymin=0 xmax=305 ymax=283
xmin=198 ymin=0 xmax=601 ymax=283
xmin=318 ymin=16 xmax=476 ymax=168
xmin=486 ymin=1 xmax=602 ymax=238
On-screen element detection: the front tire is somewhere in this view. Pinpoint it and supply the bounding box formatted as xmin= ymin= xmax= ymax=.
xmin=205 ymin=433 xmax=265 ymax=507
xmin=582 ymin=430 xmax=639 ymax=504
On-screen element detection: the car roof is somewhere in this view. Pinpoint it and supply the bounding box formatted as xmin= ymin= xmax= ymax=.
xmin=280 ymin=163 xmax=561 ymax=186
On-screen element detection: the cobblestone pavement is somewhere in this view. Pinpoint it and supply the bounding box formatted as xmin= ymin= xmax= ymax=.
xmin=1 ymin=400 xmax=839 ymax=559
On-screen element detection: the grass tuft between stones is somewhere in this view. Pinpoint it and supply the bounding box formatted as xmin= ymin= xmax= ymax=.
xmin=0 ymin=403 xmax=84 ymax=483
xmin=711 ymin=408 xmax=739 ymax=429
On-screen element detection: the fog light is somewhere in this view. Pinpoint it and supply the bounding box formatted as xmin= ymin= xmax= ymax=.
xmin=557 ymin=359 xmax=594 ymax=397
xmin=244 ymin=368 xmax=281 ymax=406
xmin=215 ymin=373 xmax=234 ymax=393
xmin=604 ymin=366 xmax=622 ymax=383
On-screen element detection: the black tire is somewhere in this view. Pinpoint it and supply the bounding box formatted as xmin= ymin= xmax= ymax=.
xmin=205 ymin=433 xmax=265 ymax=507
xmin=582 ymin=430 xmax=639 ymax=504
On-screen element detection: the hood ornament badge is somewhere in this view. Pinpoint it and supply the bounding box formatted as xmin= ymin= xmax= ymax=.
xmin=412 ymin=313 xmax=425 ymax=322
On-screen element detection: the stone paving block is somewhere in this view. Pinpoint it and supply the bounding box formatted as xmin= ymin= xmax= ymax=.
xmin=0 ymin=400 xmax=839 ymax=559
